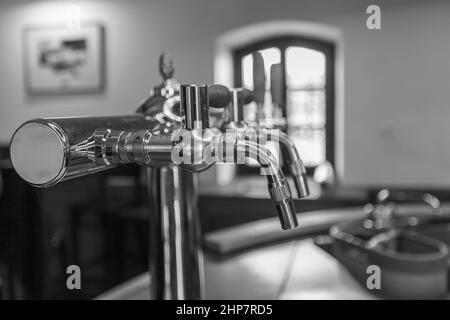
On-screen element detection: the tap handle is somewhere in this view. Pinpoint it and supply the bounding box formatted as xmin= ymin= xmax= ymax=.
xmin=270 ymin=64 xmax=284 ymax=106
xmin=252 ymin=52 xmax=266 ymax=104
xmin=208 ymin=84 xmax=230 ymax=109
xmin=208 ymin=85 xmax=254 ymax=108
xmin=180 ymin=84 xmax=209 ymax=130
xmin=180 ymin=84 xmax=255 ymax=128
xmin=242 ymin=88 xmax=254 ymax=104
xmin=158 ymin=52 xmax=175 ymax=80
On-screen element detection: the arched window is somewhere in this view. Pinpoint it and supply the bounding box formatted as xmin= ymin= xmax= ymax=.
xmin=233 ymin=36 xmax=335 ymax=173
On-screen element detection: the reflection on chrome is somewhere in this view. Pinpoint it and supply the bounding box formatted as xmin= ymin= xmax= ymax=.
xmin=8 ymin=54 xmax=309 ymax=300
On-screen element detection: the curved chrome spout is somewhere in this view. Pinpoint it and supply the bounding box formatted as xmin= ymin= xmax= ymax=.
xmin=268 ymin=131 xmax=309 ymax=199
xmin=222 ymin=88 xmax=309 ymax=199
xmin=233 ymin=138 xmax=299 ymax=230
xmin=86 ymin=129 xmax=299 ymax=230
xmin=241 ymin=129 xmax=309 ymax=199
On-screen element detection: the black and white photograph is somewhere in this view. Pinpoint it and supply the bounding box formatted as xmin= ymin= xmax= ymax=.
xmin=0 ymin=0 xmax=449 ymax=309
xmin=24 ymin=23 xmax=104 ymax=94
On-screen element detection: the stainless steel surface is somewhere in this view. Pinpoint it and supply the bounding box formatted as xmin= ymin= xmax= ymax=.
xmin=277 ymin=131 xmax=309 ymax=198
xmin=79 ymin=129 xmax=174 ymax=166
xmin=235 ymin=139 xmax=298 ymax=230
xmin=177 ymin=84 xmax=298 ymax=230
xmin=148 ymin=166 xmax=204 ymax=299
xmin=222 ymin=86 xmax=310 ymax=199
xmin=247 ymin=130 xmax=309 ymax=199
xmin=180 ymin=84 xmax=209 ymax=130
xmin=235 ymin=129 xmax=310 ymax=199
xmin=9 ymin=52 xmax=304 ymax=299
xmin=10 ymin=115 xmax=156 ymax=187
xmin=85 ymin=125 xmax=299 ymax=230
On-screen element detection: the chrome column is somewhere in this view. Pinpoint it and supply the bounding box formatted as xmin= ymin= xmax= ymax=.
xmin=148 ymin=84 xmax=211 ymax=300
xmin=148 ymin=166 xmax=204 ymax=299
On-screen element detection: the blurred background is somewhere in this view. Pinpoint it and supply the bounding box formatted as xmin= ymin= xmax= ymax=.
xmin=0 ymin=0 xmax=450 ymax=299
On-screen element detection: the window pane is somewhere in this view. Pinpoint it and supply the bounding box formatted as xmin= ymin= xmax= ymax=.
xmin=238 ymin=43 xmax=330 ymax=169
xmin=288 ymin=129 xmax=325 ymax=166
xmin=286 ymin=47 xmax=325 ymax=89
xmin=287 ymin=90 xmax=325 ymax=128
xmin=286 ymin=46 xmax=327 ymax=167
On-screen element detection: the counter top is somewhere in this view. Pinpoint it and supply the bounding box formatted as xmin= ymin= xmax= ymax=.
xmin=97 ymin=204 xmax=450 ymax=300
xmin=96 ymin=239 xmax=375 ymax=300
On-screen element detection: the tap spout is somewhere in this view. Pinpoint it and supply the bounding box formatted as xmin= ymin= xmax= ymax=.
xmin=221 ymin=88 xmax=309 ymax=199
xmin=222 ymin=136 xmax=299 ymax=230
xmin=59 ymin=126 xmax=299 ymax=230
xmin=243 ymin=129 xmax=310 ymax=199
xmin=274 ymin=131 xmax=310 ymax=199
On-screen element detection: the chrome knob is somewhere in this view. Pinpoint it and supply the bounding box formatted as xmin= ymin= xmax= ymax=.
xmin=180 ymin=84 xmax=209 ymax=130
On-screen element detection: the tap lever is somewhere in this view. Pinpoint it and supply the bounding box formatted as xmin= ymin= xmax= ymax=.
xmin=252 ymin=52 xmax=266 ymax=105
xmin=159 ymin=52 xmax=175 ymax=80
xmin=208 ymin=85 xmax=253 ymax=109
xmin=242 ymin=88 xmax=254 ymax=104
xmin=208 ymin=84 xmax=231 ymax=109
xmin=270 ymin=63 xmax=284 ymax=107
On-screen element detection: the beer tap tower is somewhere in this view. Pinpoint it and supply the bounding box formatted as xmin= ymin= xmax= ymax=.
xmin=9 ymin=54 xmax=309 ymax=299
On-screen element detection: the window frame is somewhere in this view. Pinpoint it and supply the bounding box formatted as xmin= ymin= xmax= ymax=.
xmin=233 ymin=36 xmax=335 ymax=175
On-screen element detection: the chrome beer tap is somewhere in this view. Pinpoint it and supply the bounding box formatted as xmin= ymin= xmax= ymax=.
xmin=222 ymin=88 xmax=310 ymax=199
xmin=9 ymin=54 xmax=300 ymax=300
xmin=82 ymin=85 xmax=299 ymax=230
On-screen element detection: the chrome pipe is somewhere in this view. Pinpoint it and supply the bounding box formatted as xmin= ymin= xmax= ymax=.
xmin=275 ymin=131 xmax=309 ymax=198
xmin=180 ymin=84 xmax=209 ymax=130
xmin=9 ymin=115 xmax=158 ymax=187
xmin=148 ymin=166 xmax=204 ymax=300
xmin=242 ymin=129 xmax=309 ymax=199
xmin=91 ymin=128 xmax=299 ymax=230
xmin=234 ymin=139 xmax=299 ymax=230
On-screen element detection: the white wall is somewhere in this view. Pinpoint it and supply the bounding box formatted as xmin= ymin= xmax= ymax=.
xmin=1 ymin=0 xmax=450 ymax=188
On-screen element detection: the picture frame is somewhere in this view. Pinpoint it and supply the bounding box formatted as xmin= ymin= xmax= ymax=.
xmin=23 ymin=23 xmax=105 ymax=94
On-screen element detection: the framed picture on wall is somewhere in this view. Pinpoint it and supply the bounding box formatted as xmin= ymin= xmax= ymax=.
xmin=23 ymin=24 xmax=105 ymax=94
